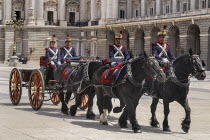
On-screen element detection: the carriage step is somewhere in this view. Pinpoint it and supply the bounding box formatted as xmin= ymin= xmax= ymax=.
xmin=49 ymin=80 xmax=56 ymax=83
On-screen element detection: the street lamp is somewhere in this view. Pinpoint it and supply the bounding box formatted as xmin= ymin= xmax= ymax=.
xmin=5 ymin=11 xmax=24 ymax=56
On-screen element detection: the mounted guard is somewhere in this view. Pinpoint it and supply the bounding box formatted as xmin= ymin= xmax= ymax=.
xmin=101 ymin=32 xmax=130 ymax=85
xmin=45 ymin=35 xmax=61 ymax=70
xmin=60 ymin=34 xmax=80 ymax=64
xmin=143 ymin=25 xmax=176 ymax=96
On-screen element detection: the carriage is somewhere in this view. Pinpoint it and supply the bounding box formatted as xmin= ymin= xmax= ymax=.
xmin=9 ymin=56 xmax=89 ymax=111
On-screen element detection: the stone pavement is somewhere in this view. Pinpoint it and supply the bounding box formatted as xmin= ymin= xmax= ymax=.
xmin=0 ymin=64 xmax=210 ymax=140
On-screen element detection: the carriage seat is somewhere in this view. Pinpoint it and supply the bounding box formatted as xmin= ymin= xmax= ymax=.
xmin=100 ymin=63 xmax=124 ymax=86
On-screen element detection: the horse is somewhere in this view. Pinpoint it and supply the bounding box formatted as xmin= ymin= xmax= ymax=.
xmin=54 ymin=61 xmax=103 ymax=119
xmin=149 ymin=49 xmax=206 ymax=133
xmin=90 ymin=52 xmax=166 ymax=133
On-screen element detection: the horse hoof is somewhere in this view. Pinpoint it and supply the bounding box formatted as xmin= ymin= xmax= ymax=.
xmin=100 ymin=121 xmax=108 ymax=125
xmin=113 ymin=107 xmax=122 ymax=113
xmin=119 ymin=120 xmax=128 ymax=128
xmin=61 ymin=110 xmax=69 ymax=115
xmin=134 ymin=129 xmax=142 ymax=133
xmin=150 ymin=121 xmax=160 ymax=128
xmin=86 ymin=113 xmax=96 ymax=120
xmin=163 ymin=127 xmax=171 ymax=132
xmin=182 ymin=125 xmax=189 ymax=133
xmin=70 ymin=105 xmax=77 ymax=116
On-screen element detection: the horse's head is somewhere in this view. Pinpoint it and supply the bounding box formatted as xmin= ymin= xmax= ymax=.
xmin=188 ymin=48 xmax=206 ymax=80
xmin=142 ymin=52 xmax=166 ymax=83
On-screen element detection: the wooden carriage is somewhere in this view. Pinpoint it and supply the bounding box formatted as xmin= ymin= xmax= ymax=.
xmin=9 ymin=56 xmax=88 ymax=110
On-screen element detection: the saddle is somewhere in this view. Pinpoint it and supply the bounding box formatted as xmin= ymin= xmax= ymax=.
xmin=100 ymin=63 xmax=126 ymax=86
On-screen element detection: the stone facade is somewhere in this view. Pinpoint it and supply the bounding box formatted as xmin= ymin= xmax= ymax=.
xmin=0 ymin=0 xmax=210 ymax=69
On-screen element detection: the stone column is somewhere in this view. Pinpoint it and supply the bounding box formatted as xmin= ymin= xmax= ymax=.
xmin=3 ymin=0 xmax=12 ymax=24
xmin=179 ymin=35 xmax=188 ymax=55
xmin=141 ymin=0 xmax=146 ymax=16
xmin=80 ymin=0 xmax=87 ymax=20
xmin=99 ymin=0 xmax=107 ymax=25
xmin=200 ymin=33 xmax=209 ymax=66
xmin=91 ymin=0 xmax=97 ymax=21
xmin=172 ymin=0 xmax=177 ymax=13
xmin=113 ymin=0 xmax=119 ymax=19
xmin=58 ymin=0 xmax=67 ymax=26
xmin=36 ymin=0 xmax=44 ymax=26
xmin=144 ymin=36 xmax=151 ymax=54
xmin=127 ymin=0 xmax=132 ymax=18
xmin=191 ymin=0 xmax=195 ymax=10
xmin=106 ymin=0 xmax=112 ymax=19
xmin=156 ymin=0 xmax=161 ymax=15
xmin=27 ymin=0 xmax=36 ymax=26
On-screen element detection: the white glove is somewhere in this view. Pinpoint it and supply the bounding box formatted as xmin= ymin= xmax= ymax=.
xmin=50 ymin=61 xmax=55 ymax=65
xmin=162 ymin=58 xmax=169 ymax=64
xmin=58 ymin=61 xmax=61 ymax=65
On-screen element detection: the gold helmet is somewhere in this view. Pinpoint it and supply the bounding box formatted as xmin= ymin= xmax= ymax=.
xmin=115 ymin=31 xmax=123 ymax=39
xmin=65 ymin=34 xmax=71 ymax=42
xmin=49 ymin=35 xmax=58 ymax=43
xmin=157 ymin=25 xmax=167 ymax=37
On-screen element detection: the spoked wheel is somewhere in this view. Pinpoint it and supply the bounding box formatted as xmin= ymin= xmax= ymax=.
xmin=28 ymin=70 xmax=44 ymax=110
xmin=50 ymin=91 xmax=60 ymax=105
xmin=79 ymin=94 xmax=89 ymax=110
xmin=9 ymin=68 xmax=22 ymax=105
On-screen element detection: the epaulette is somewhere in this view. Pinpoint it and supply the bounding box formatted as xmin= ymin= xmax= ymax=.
xmin=166 ymin=43 xmax=170 ymax=46
xmin=109 ymin=44 xmax=113 ymax=47
xmin=151 ymin=43 xmax=156 ymax=45
xmin=123 ymin=45 xmax=127 ymax=48
xmin=45 ymin=48 xmax=48 ymax=50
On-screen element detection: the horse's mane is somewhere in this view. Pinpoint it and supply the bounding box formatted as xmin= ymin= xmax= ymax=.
xmin=173 ymin=54 xmax=189 ymax=65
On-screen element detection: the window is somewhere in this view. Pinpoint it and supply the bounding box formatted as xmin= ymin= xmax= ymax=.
xmin=183 ymin=3 xmax=188 ymax=12
xmin=209 ymin=0 xmax=210 ymax=8
xmin=136 ymin=10 xmax=138 ymax=17
xmin=120 ymin=10 xmax=125 ymax=19
xmin=91 ymin=43 xmax=97 ymax=57
xmin=150 ymin=7 xmax=154 ymax=15
xmin=165 ymin=5 xmax=170 ymax=13
xmin=202 ymin=0 xmax=207 ymax=9
xmin=16 ymin=42 xmax=22 ymax=55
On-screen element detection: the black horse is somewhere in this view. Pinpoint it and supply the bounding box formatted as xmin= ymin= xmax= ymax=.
xmin=150 ymin=49 xmax=206 ymax=133
xmin=90 ymin=52 xmax=166 ymax=133
xmin=54 ymin=61 xmax=103 ymax=119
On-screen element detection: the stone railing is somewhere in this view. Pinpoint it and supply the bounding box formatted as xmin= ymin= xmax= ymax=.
xmin=67 ymin=21 xmax=88 ymax=27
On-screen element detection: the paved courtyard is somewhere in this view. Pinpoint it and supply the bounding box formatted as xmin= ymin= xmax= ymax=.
xmin=0 ymin=64 xmax=210 ymax=140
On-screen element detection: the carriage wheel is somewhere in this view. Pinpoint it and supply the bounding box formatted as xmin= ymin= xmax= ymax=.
xmin=9 ymin=68 xmax=22 ymax=105
xmin=28 ymin=70 xmax=44 ymax=110
xmin=79 ymin=94 xmax=89 ymax=110
xmin=50 ymin=91 xmax=60 ymax=105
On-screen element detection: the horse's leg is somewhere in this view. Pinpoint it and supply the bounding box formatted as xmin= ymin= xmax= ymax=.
xmin=69 ymin=93 xmax=81 ymax=116
xmin=96 ymin=87 xmax=104 ymax=115
xmin=150 ymin=97 xmax=160 ymax=127
xmin=121 ymin=95 xmax=141 ymax=133
xmin=163 ymin=100 xmax=171 ymax=132
xmin=177 ymin=98 xmax=191 ymax=133
xmin=86 ymin=91 xmax=96 ymax=120
xmin=113 ymin=96 xmax=125 ymax=113
xmin=118 ymin=107 xmax=128 ymax=128
xmin=100 ymin=94 xmax=112 ymax=125
xmin=64 ymin=89 xmax=73 ymax=104
xmin=58 ymin=91 xmax=68 ymax=115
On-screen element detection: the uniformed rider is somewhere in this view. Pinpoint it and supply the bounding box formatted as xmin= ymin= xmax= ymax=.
xmin=45 ymin=35 xmax=61 ymax=70
xmin=109 ymin=33 xmax=130 ymax=65
xmin=143 ymin=26 xmax=176 ymax=97
xmin=60 ymin=35 xmax=79 ymax=64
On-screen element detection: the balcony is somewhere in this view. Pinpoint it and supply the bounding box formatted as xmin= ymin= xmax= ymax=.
xmin=45 ymin=20 xmax=60 ymax=26
xmin=67 ymin=21 xmax=88 ymax=27
xmin=91 ymin=20 xmax=99 ymax=26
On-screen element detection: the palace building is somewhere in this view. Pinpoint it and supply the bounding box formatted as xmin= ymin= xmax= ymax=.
xmin=0 ymin=0 xmax=210 ymax=69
